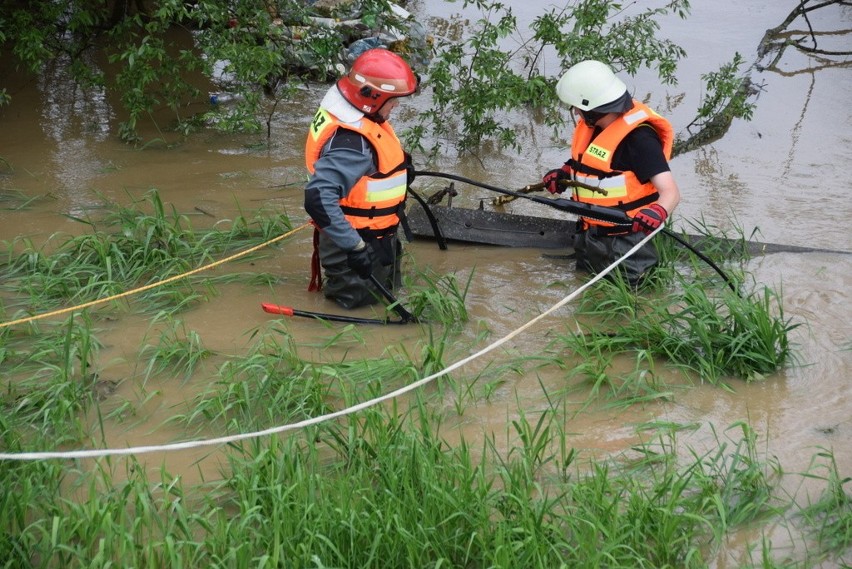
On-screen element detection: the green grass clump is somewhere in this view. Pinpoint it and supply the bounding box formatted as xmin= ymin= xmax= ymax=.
xmin=798 ymin=449 xmax=852 ymax=560
xmin=1 ymin=313 xmax=101 ymax=443
xmin=550 ymin=273 xmax=798 ymax=388
xmin=404 ymin=266 xmax=471 ymax=327
xmin=140 ymin=315 xmax=214 ymax=383
xmin=0 ymin=189 xmax=292 ymax=313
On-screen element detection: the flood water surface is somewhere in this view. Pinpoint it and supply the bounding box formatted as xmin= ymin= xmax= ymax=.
xmin=1 ymin=1 xmax=851 ymax=566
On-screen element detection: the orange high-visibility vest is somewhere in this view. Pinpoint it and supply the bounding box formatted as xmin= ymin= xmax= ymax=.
xmin=305 ymin=107 xmax=407 ymax=232
xmin=570 ymin=100 xmax=674 ymax=228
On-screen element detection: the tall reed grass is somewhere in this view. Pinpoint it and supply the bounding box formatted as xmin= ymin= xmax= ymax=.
xmin=546 ymin=273 xmax=798 ymax=390
xmin=2 ymin=396 xmax=847 ymax=568
xmin=0 ymin=189 xmax=290 ymax=313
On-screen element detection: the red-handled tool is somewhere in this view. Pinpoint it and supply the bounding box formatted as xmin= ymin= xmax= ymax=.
xmin=261 ymin=302 xmax=411 ymax=325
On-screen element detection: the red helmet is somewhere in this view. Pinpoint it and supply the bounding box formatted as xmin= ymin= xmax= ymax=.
xmin=337 ymin=49 xmax=417 ymax=115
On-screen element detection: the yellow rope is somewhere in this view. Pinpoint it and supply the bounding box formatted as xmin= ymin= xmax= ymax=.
xmin=0 ymin=222 xmax=311 ymax=330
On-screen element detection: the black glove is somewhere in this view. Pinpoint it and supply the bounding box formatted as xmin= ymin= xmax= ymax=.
xmin=403 ymin=151 xmax=415 ymax=186
xmin=346 ymin=244 xmax=374 ymax=279
xmin=631 ymin=203 xmax=668 ymax=234
xmin=542 ymin=163 xmax=572 ymax=194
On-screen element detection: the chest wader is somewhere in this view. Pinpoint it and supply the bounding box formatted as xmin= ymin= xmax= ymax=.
xmin=317 ymin=229 xmax=402 ymax=310
xmin=573 ymin=222 xmax=659 ymax=288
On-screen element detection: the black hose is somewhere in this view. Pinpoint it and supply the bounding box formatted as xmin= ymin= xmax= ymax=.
xmin=415 ymin=170 xmax=740 ymax=294
xmin=660 ymin=229 xmax=738 ymax=294
xmin=368 ymin=274 xmax=418 ymax=323
xmin=290 ymin=311 xmax=405 ymax=325
xmin=407 ymin=187 xmax=448 ymax=250
xmin=415 ymin=171 xmax=632 ymax=226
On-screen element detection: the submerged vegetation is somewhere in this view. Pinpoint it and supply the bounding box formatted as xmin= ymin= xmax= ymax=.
xmin=0 ymin=191 xmax=849 ymax=567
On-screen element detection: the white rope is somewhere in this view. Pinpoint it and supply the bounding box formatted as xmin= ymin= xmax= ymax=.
xmin=0 ymin=228 xmax=660 ymax=461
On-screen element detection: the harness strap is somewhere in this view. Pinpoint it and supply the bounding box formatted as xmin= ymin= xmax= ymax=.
xmin=308 ymin=225 xmax=322 ymax=292
xmin=618 ymin=192 xmax=659 ymax=211
xmin=579 ymin=193 xmax=656 ymax=234
xmin=584 ymin=223 xmax=631 ymax=237
xmin=340 ymin=204 xmax=400 ymax=218
xmin=356 ymin=225 xmax=398 ymax=240
xmin=579 ymin=193 xmax=659 ymax=231
xmin=351 ymin=201 xmax=410 ymax=241
xmin=610 ymin=192 xmax=659 ymax=212
xmin=398 ymin=207 xmax=414 ymax=242
xmin=355 ymin=227 xmax=396 ymax=265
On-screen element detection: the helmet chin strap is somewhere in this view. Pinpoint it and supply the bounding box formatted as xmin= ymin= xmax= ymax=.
xmin=367 ymin=101 xmax=392 ymax=123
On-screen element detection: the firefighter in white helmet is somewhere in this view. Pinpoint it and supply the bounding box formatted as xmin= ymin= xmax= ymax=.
xmin=542 ymin=60 xmax=681 ymax=287
xmin=304 ymin=49 xmax=418 ymax=309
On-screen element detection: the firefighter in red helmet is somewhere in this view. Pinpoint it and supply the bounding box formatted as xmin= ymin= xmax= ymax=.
xmin=304 ymin=49 xmax=418 ymax=309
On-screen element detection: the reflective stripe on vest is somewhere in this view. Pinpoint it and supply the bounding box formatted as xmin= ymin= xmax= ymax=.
xmin=572 ymin=173 xmax=628 ymax=199
xmin=364 ymin=174 xmax=406 ymax=203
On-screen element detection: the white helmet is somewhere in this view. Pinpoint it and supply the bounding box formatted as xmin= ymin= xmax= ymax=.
xmin=555 ymin=60 xmax=631 ymax=113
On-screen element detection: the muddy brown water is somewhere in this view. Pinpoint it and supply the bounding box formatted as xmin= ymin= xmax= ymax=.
xmin=1 ymin=1 xmax=851 ymax=565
